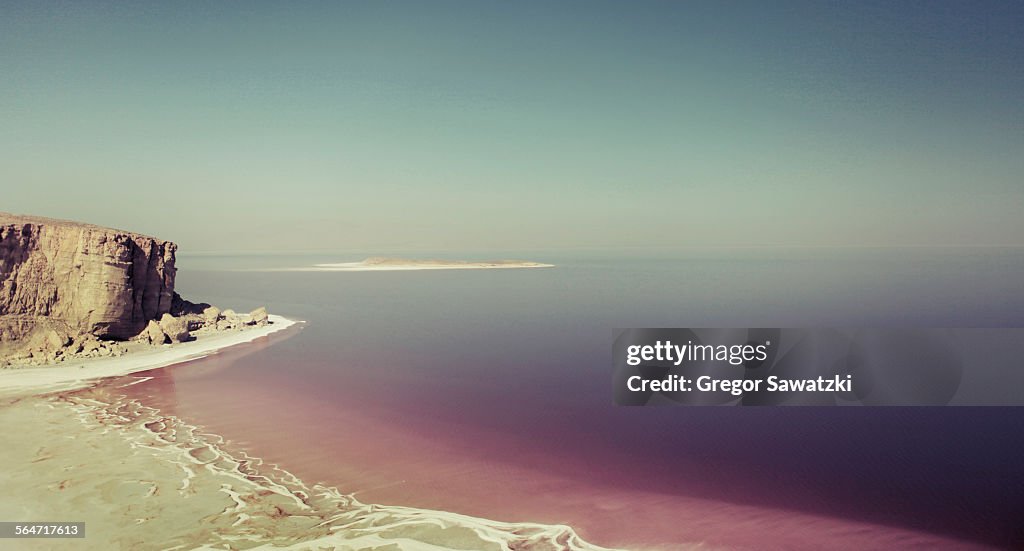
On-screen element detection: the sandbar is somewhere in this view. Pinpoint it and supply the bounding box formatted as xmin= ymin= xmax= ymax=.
xmin=292 ymin=257 xmax=554 ymax=272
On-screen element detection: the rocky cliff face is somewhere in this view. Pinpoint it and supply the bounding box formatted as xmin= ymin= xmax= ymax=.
xmin=0 ymin=213 xmax=177 ymax=344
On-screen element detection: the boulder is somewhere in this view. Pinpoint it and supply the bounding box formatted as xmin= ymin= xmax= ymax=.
xmin=202 ymin=306 xmax=222 ymax=324
xmin=158 ymin=314 xmax=190 ymax=343
xmin=44 ymin=329 xmax=71 ymax=351
xmin=249 ymin=307 xmax=268 ymax=326
xmin=107 ymin=342 xmax=127 ymax=357
xmin=81 ymin=337 xmax=102 ymax=354
xmin=142 ymin=320 xmax=167 ymax=345
xmin=216 ymin=309 xmax=240 ymax=331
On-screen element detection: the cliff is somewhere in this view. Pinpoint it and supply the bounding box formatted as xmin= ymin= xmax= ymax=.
xmin=0 ymin=213 xmax=177 ymax=345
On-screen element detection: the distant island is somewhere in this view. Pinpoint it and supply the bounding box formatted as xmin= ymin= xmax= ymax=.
xmin=305 ymin=257 xmax=555 ymax=271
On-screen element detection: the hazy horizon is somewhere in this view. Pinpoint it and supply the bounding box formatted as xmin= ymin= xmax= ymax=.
xmin=3 ymin=1 xmax=1022 ymax=252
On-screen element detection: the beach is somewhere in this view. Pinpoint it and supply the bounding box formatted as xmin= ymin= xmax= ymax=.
xmin=0 ymin=316 xmax=297 ymax=399
xmin=0 ymin=392 xmax=614 ymax=551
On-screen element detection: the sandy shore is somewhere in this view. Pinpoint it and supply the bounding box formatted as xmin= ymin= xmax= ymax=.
xmin=0 ymin=315 xmax=296 ymax=399
xmin=0 ymin=392 xmax=620 ymax=551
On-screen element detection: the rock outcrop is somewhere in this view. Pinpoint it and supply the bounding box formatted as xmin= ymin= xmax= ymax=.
xmin=202 ymin=306 xmax=221 ymax=325
xmin=0 ymin=213 xmax=277 ymax=367
xmin=0 ymin=213 xmax=177 ymax=346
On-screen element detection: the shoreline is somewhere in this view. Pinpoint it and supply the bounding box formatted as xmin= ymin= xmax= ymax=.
xmin=0 ymin=390 xmax=616 ymax=551
xmin=0 ymin=314 xmax=298 ymax=399
xmin=0 ymin=390 xmax=619 ymax=550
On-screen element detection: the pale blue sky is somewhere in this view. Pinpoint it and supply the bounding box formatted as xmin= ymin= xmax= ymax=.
xmin=2 ymin=1 xmax=1022 ymax=251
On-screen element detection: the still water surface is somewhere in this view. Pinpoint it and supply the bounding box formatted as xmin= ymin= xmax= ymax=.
xmin=117 ymin=248 xmax=1024 ymax=549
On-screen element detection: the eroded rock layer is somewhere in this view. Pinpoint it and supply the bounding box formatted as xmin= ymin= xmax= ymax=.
xmin=0 ymin=213 xmax=177 ymax=343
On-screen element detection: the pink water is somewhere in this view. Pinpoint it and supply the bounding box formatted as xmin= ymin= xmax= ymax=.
xmin=112 ymin=251 xmax=1024 ymax=549
xmin=112 ymin=329 xmax=992 ymax=550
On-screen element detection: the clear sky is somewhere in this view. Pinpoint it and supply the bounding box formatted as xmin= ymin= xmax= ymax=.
xmin=2 ymin=1 xmax=1022 ymax=252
